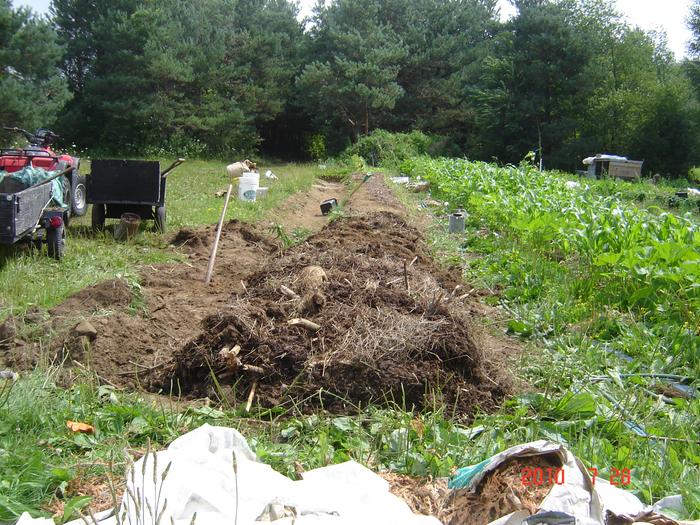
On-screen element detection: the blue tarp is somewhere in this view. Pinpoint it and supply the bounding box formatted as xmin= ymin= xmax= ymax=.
xmin=0 ymin=166 xmax=66 ymax=207
xmin=448 ymin=458 xmax=491 ymax=489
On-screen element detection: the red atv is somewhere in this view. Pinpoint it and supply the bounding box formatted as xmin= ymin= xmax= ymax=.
xmin=0 ymin=126 xmax=87 ymax=219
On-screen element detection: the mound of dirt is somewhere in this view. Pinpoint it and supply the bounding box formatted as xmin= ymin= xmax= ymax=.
xmin=166 ymin=212 xmax=509 ymax=415
xmin=171 ymin=227 xmax=212 ymax=252
xmin=50 ymin=279 xmax=133 ymax=317
xmin=0 ymin=316 xmax=17 ymax=348
xmin=1 ymin=221 xmax=278 ymax=388
xmin=171 ymin=220 xmax=276 ymax=258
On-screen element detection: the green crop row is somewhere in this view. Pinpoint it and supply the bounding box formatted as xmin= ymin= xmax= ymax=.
xmin=412 ymin=158 xmax=699 ymax=375
xmin=401 ymin=157 xmax=700 ymax=516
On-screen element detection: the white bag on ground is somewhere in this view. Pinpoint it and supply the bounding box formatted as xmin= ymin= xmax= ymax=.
xmin=52 ymin=424 xmax=440 ymax=525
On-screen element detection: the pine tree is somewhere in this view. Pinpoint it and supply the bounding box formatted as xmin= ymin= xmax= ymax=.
xmin=0 ymin=0 xmax=70 ymax=135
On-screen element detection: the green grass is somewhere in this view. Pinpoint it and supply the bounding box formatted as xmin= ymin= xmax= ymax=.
xmin=0 ymin=368 xmax=234 ymax=521
xmin=0 ymin=160 xmax=322 ymax=319
xmin=163 ymin=160 xmax=323 ymax=227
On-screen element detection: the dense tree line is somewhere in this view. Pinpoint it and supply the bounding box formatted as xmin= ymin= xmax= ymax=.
xmin=3 ymin=0 xmax=700 ymax=175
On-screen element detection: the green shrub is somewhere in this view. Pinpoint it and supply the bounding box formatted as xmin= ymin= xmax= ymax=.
xmin=343 ymin=129 xmax=457 ymax=168
xmin=689 ymin=166 xmax=700 ymax=184
xmin=307 ymin=133 xmax=327 ymax=161
xmin=144 ymin=130 xmax=207 ymax=159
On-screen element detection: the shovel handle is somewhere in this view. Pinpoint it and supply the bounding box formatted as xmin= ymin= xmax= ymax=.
xmin=161 ymin=158 xmax=186 ymax=179
xmin=348 ymin=172 xmax=373 ymax=199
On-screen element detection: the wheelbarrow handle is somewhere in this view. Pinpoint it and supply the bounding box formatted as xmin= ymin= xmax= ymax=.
xmin=161 ymin=158 xmax=186 ymax=179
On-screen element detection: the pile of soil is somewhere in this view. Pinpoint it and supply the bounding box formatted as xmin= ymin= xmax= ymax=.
xmin=172 ymin=227 xmax=213 ymax=252
xmin=1 ymin=221 xmax=277 ymax=388
xmin=50 ymin=279 xmax=134 ymax=317
xmin=166 ymin=212 xmax=509 ymax=415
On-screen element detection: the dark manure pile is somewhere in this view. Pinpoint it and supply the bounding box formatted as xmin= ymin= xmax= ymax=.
xmin=165 ymin=212 xmax=510 ymax=416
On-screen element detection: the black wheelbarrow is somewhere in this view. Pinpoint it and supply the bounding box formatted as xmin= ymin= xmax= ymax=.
xmin=88 ymin=158 xmax=185 ymax=232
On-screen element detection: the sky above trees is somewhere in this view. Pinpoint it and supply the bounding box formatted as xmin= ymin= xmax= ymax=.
xmin=11 ymin=0 xmax=696 ymax=58
xmin=301 ymin=0 xmax=696 ymax=57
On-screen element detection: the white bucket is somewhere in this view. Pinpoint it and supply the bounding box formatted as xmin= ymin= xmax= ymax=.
xmin=238 ymin=172 xmax=260 ymax=202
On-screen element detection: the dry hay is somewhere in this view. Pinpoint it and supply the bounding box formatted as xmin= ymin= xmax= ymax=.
xmin=382 ymin=453 xmax=560 ymax=525
xmin=380 ymin=472 xmax=451 ymax=521
xmin=165 ymin=212 xmax=510 ymax=415
xmin=444 ymin=454 xmax=560 ymax=525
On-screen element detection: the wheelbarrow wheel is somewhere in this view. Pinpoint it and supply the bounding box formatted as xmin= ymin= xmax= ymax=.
xmin=92 ymin=204 xmax=106 ymax=232
xmin=47 ymin=225 xmax=65 ymax=260
xmin=154 ymin=205 xmax=166 ymax=233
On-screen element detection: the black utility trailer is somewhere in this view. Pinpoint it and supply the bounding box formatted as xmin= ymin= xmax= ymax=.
xmin=0 ymin=170 xmax=71 ymax=259
xmin=88 ymin=158 xmax=184 ymax=232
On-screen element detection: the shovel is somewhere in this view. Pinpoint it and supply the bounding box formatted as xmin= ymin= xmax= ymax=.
xmin=205 ymin=171 xmax=234 ymax=284
xmin=161 ymin=158 xmax=186 ymax=179
xmin=347 ymin=172 xmax=373 ymax=200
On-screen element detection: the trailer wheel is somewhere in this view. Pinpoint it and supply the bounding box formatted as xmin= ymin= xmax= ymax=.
xmin=154 ymin=206 xmax=166 ymax=233
xmin=47 ymin=225 xmax=65 ymax=260
xmin=92 ymin=204 xmax=106 ymax=232
xmin=71 ymin=174 xmax=87 ymax=216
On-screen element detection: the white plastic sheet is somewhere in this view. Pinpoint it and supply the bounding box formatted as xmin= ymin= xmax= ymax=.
xmin=48 ymin=424 xmax=440 ymax=525
xmin=14 ymin=429 xmax=700 ymax=525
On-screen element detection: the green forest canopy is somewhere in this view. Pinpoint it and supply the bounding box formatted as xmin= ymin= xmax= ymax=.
xmin=3 ymin=0 xmax=700 ymax=176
